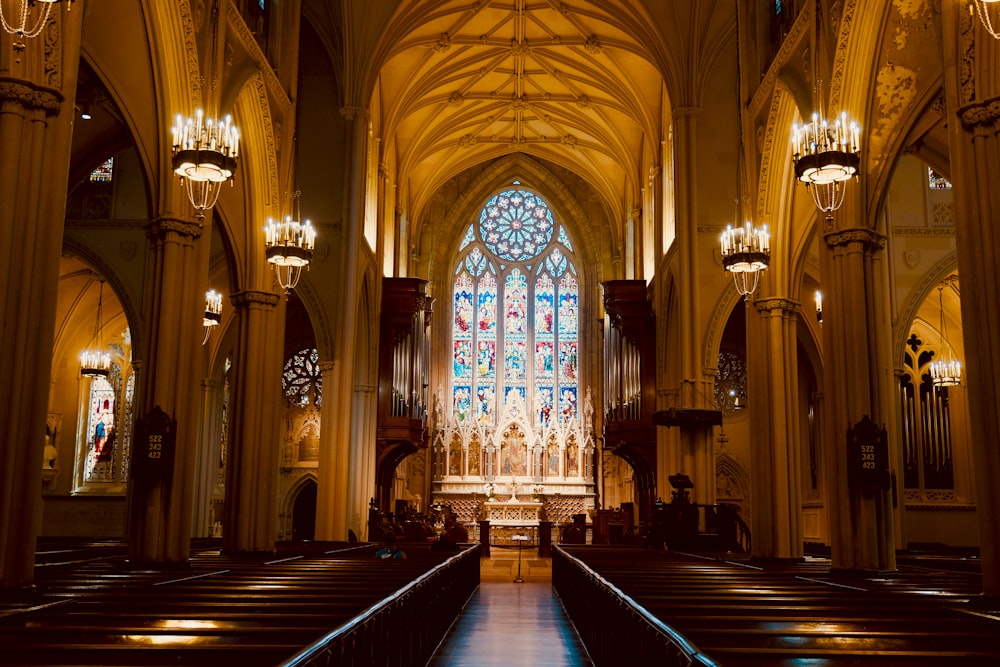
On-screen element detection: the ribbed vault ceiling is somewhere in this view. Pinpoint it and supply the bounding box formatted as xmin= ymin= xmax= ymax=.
xmin=372 ymin=0 xmax=669 ymax=222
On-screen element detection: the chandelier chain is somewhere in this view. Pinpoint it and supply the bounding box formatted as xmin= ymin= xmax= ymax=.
xmin=975 ymin=0 xmax=1000 ymax=40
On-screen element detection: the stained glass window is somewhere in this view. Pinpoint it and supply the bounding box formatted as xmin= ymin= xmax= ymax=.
xmin=479 ymin=190 xmax=554 ymax=261
xmin=282 ymin=348 xmax=322 ymax=407
xmin=928 ymin=167 xmax=952 ymax=190
xmin=89 ymin=157 xmax=114 ymax=183
xmin=451 ymin=189 xmax=578 ymax=426
xmin=84 ymin=375 xmax=117 ymax=483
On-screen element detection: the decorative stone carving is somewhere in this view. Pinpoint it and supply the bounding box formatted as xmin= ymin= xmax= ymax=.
xmin=0 ymin=79 xmax=62 ymax=115
xmin=146 ymin=217 xmax=202 ymax=241
xmin=434 ymin=33 xmax=451 ymax=53
xmin=231 ymin=290 xmax=280 ymax=310
xmin=120 ymin=241 xmax=137 ymax=261
xmin=824 ymin=227 xmax=886 ymax=251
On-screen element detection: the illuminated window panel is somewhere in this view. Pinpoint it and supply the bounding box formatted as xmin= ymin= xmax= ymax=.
xmin=450 ymin=189 xmax=579 ymax=424
xmin=90 ymin=157 xmax=114 ymax=183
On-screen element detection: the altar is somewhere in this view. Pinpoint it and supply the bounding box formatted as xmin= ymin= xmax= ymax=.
xmin=482 ymin=498 xmax=543 ymax=525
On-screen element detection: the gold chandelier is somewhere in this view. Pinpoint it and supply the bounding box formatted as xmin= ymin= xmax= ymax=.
xmin=974 ymin=0 xmax=1000 ymax=39
xmin=791 ymin=0 xmax=861 ymax=223
xmin=171 ymin=109 xmax=239 ymax=218
xmin=792 ymin=112 xmax=860 ymax=219
xmin=930 ymin=282 xmax=962 ymax=388
xmin=264 ymin=189 xmax=316 ymax=292
xmin=203 ymin=288 xmax=222 ymax=344
xmin=0 ymin=0 xmax=71 ymax=52
xmin=80 ymin=280 xmax=111 ymax=379
xmin=169 ymin=0 xmax=239 ymax=219
xmin=721 ymin=0 xmax=770 ymax=301
xmin=721 ymin=222 xmax=770 ymax=300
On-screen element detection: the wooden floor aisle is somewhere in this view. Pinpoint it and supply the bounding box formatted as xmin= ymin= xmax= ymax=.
xmin=426 ymin=550 xmax=594 ymax=666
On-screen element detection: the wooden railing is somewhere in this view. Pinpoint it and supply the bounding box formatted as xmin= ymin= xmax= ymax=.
xmin=552 ymin=546 xmax=718 ymax=667
xmin=281 ymin=545 xmax=479 ymax=667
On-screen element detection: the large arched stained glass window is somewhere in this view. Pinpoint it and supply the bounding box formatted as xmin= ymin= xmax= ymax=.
xmin=452 ymin=188 xmax=578 ymax=426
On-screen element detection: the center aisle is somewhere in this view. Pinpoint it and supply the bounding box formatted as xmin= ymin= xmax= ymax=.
xmin=425 ymin=550 xmax=594 ymax=666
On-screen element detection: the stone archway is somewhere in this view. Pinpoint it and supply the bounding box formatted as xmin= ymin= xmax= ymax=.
xmin=291 ymin=479 xmax=318 ymax=541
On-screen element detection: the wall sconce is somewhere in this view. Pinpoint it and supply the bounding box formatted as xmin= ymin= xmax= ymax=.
xmin=815 ymin=290 xmax=823 ymax=325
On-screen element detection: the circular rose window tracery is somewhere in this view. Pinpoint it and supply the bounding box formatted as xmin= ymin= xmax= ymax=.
xmin=478 ymin=190 xmax=554 ymax=261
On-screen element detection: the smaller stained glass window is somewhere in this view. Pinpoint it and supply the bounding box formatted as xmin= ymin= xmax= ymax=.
xmin=90 ymin=157 xmax=114 ymax=183
xmin=282 ymin=348 xmax=322 ymax=407
xmin=928 ymin=167 xmax=952 ymax=190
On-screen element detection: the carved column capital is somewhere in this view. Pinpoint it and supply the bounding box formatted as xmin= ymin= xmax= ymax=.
xmin=0 ymin=77 xmax=62 ymax=115
xmin=339 ymin=105 xmax=368 ymax=121
xmin=673 ymin=106 xmax=702 ymax=120
xmin=754 ymin=297 xmax=800 ymax=317
xmin=230 ymin=290 xmax=280 ymax=310
xmin=824 ymin=227 xmax=886 ymax=251
xmin=146 ymin=216 xmax=203 ymax=242
xmin=958 ymin=94 xmax=1000 ymax=132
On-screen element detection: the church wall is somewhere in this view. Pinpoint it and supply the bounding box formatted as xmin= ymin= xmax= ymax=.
xmin=41 ymin=496 xmax=126 ymax=539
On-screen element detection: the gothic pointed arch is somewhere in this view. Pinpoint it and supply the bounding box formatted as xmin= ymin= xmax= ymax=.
xmin=424 ymin=154 xmax=608 ymax=291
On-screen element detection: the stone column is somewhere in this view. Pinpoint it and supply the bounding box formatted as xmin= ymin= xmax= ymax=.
xmin=315 ymin=359 xmax=338 ymax=538
xmin=664 ymin=107 xmax=715 ymax=507
xmin=941 ymin=4 xmax=1000 ymax=596
xmin=0 ymin=6 xmax=84 ymax=588
xmin=192 ymin=378 xmax=223 ymax=538
xmin=127 ymin=217 xmax=208 ymax=564
xmin=222 ymin=290 xmax=283 ymax=553
xmin=820 ymin=225 xmax=896 ymax=573
xmin=316 ymin=106 xmax=366 ymax=541
xmin=747 ymin=297 xmax=804 ymax=559
xmin=347 ymin=383 xmax=376 ymax=539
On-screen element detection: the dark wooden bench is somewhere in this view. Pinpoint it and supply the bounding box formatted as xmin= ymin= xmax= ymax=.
xmin=0 ymin=541 xmax=479 ymax=666
xmin=554 ymin=545 xmax=1000 ymax=666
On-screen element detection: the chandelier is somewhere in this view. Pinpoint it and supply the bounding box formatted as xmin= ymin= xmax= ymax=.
xmin=170 ymin=108 xmax=239 ymax=219
xmin=203 ymin=288 xmax=222 ymax=344
xmin=169 ymin=0 xmax=238 ymax=219
xmin=264 ymin=190 xmax=316 ymax=291
xmin=930 ymin=281 xmax=962 ymax=387
xmin=80 ymin=279 xmax=111 ymax=379
xmin=721 ymin=0 xmax=770 ymax=301
xmin=792 ymin=111 xmax=860 ymax=219
xmin=721 ymin=221 xmax=770 ymax=300
xmin=791 ymin=0 xmax=861 ymax=223
xmin=974 ymin=0 xmax=1000 ymax=39
xmin=0 ymin=0 xmax=70 ymax=52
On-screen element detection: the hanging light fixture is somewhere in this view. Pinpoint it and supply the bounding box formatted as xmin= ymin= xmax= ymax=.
xmin=264 ymin=189 xmax=316 ymax=292
xmin=721 ymin=222 xmax=770 ymax=300
xmin=80 ymin=280 xmax=111 ymax=379
xmin=169 ymin=0 xmax=239 ymax=219
xmin=203 ymin=288 xmax=222 ymax=344
xmin=0 ymin=0 xmax=71 ymax=52
xmin=930 ymin=282 xmax=962 ymax=387
xmin=791 ymin=0 xmax=861 ymax=224
xmin=171 ymin=109 xmax=239 ymax=218
xmin=721 ymin=0 xmax=770 ymax=301
xmin=973 ymin=0 xmax=1000 ymax=40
